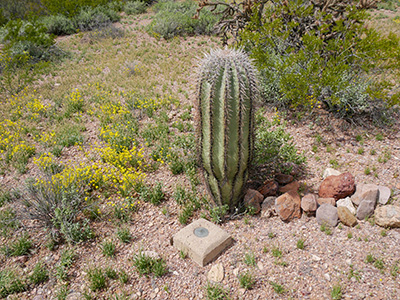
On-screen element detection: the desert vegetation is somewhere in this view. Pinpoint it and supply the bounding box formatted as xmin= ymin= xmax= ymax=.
xmin=0 ymin=0 xmax=399 ymax=299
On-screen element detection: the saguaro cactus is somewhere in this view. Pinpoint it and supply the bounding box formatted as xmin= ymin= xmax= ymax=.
xmin=196 ymin=48 xmax=258 ymax=210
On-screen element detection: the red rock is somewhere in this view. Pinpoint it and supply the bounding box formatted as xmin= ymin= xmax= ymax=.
xmin=275 ymin=173 xmax=294 ymax=185
xmin=244 ymin=189 xmax=264 ymax=214
xmin=279 ymin=181 xmax=300 ymax=194
xmin=317 ymin=197 xmax=336 ymax=206
xmin=258 ymin=180 xmax=279 ymax=197
xmin=275 ymin=190 xmax=301 ymax=222
xmin=318 ymin=172 xmax=355 ymax=200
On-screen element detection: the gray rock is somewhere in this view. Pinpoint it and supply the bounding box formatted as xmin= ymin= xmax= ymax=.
xmin=261 ymin=196 xmax=276 ymax=218
xmin=316 ymin=204 xmax=338 ymax=227
xmin=377 ymin=186 xmax=391 ymax=205
xmin=323 ymin=168 xmax=341 ymax=179
xmin=301 ymin=194 xmax=318 ymax=213
xmin=336 ymin=197 xmax=356 ymax=215
xmin=375 ymin=205 xmax=400 ymax=228
xmin=356 ymin=200 xmax=376 ymax=220
xmin=351 ymin=184 xmax=379 ymax=206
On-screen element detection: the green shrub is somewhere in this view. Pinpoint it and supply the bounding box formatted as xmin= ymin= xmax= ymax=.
xmin=73 ymin=5 xmax=120 ymax=32
xmin=42 ymin=0 xmax=113 ymax=17
xmin=237 ymin=1 xmax=400 ymax=120
xmin=42 ymin=14 xmax=76 ymax=35
xmin=21 ymin=177 xmax=93 ymax=244
xmin=124 ymin=1 xmax=147 ymax=15
xmin=56 ymin=248 xmax=76 ymax=281
xmin=1 ymin=19 xmax=55 ymax=61
xmin=148 ymin=0 xmax=219 ymax=39
xmin=254 ymin=109 xmax=306 ymax=175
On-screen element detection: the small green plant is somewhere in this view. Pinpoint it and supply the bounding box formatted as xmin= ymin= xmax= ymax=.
xmin=238 ymin=271 xmax=255 ymax=290
xmin=29 ymin=262 xmax=49 ymax=285
xmin=380 ymin=230 xmax=387 ymax=237
xmin=209 ymin=204 xmax=228 ymax=224
xmin=374 ymin=259 xmax=385 ymax=270
xmin=320 ymin=223 xmax=332 ymax=235
xmin=347 ymin=232 xmax=353 ymax=239
xmin=364 ymin=167 xmax=371 ymax=175
xmin=116 ymin=227 xmax=132 ymax=243
xmin=356 ymin=135 xmax=363 ymax=142
xmin=271 ymin=246 xmax=282 ymax=258
xmin=296 ymin=239 xmax=305 ymax=250
xmin=119 ymin=270 xmax=129 ymax=284
xmin=366 ymin=254 xmax=375 ymax=264
xmin=179 ymin=250 xmax=187 ymax=259
xmin=262 ymin=246 xmax=268 ymax=253
xmin=269 ymin=281 xmax=285 ymax=294
xmin=268 ymin=232 xmax=275 ymax=239
xmin=0 ymin=207 xmax=20 ymax=237
xmin=347 ymin=265 xmax=361 ymax=282
xmin=390 ymin=261 xmax=399 ymax=278
xmin=274 ymin=260 xmax=289 ymax=267
xmin=139 ymin=182 xmax=165 ymax=206
xmin=1 ymin=234 xmax=33 ymax=256
xmin=55 ymin=284 xmax=69 ymax=300
xmin=331 ymin=284 xmax=343 ymax=300
xmin=56 ymin=248 xmax=75 ymax=281
xmin=0 ymin=268 xmax=26 ymax=298
xmin=105 ymin=267 xmax=118 ymax=280
xmin=357 ymin=147 xmax=364 ymax=155
xmin=100 ymin=240 xmax=116 ymax=257
xmin=243 ymin=252 xmax=256 ymax=267
xmin=86 ymin=267 xmax=107 ymax=291
xmin=370 ymin=149 xmax=376 ymax=155
xmin=375 ymin=133 xmax=384 ymax=141
xmin=205 ymin=282 xmax=230 ymax=300
xmin=132 ymin=251 xmax=167 ymax=277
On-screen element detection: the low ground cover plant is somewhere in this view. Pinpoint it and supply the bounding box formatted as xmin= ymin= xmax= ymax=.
xmin=148 ymin=0 xmax=220 ymax=39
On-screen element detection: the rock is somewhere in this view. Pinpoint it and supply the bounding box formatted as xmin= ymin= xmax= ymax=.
xmin=244 ymin=189 xmax=264 ymax=214
xmin=279 ymin=181 xmax=300 ymax=194
xmin=377 ymin=186 xmax=391 ymax=205
xmin=261 ymin=196 xmax=276 ymax=218
xmin=258 ymin=180 xmax=279 ymax=197
xmin=207 ymin=263 xmax=224 ymax=282
xmin=316 ymin=204 xmax=338 ymax=227
xmin=356 ymin=200 xmax=376 ymax=220
xmin=323 ymin=168 xmax=341 ymax=179
xmin=142 ymin=251 xmax=160 ymax=260
xmin=375 ymin=205 xmax=400 ymax=228
xmin=337 ymin=207 xmax=358 ymax=227
xmin=275 ymin=173 xmax=294 ymax=185
xmin=336 ymin=197 xmax=356 ymax=215
xmin=66 ymin=293 xmax=82 ymax=300
xmin=317 ymin=198 xmax=335 ymax=206
xmin=301 ymin=194 xmax=318 ymax=214
xmin=351 ymin=184 xmax=379 ymax=206
xmin=275 ymin=190 xmax=301 ymax=222
xmin=318 ymin=172 xmax=355 ymax=200
xmin=14 ymin=255 xmax=29 ymax=265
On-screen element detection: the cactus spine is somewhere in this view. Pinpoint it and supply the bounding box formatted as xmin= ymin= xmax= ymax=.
xmin=196 ymin=48 xmax=258 ymax=210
